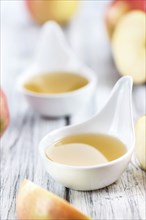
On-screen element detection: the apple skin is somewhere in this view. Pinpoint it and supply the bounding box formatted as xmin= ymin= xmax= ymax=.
xmin=127 ymin=0 xmax=146 ymax=11
xmin=16 ymin=180 xmax=91 ymax=220
xmin=0 ymin=89 xmax=9 ymax=137
xmin=105 ymin=0 xmax=146 ymax=39
xmin=26 ymin=0 xmax=78 ymax=25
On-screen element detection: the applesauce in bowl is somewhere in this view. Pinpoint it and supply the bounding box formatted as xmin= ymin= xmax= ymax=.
xmin=23 ymin=72 xmax=89 ymax=95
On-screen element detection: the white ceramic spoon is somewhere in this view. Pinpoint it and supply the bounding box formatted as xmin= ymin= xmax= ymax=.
xmin=17 ymin=21 xmax=97 ymax=117
xmin=39 ymin=76 xmax=135 ymax=191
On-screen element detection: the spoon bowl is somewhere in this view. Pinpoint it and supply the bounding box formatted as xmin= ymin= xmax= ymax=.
xmin=39 ymin=76 xmax=135 ymax=190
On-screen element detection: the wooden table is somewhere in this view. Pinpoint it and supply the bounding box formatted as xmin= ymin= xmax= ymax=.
xmin=1 ymin=1 xmax=145 ymax=219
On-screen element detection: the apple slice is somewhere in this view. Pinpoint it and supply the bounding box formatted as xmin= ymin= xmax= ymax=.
xmin=112 ymin=11 xmax=146 ymax=84
xmin=16 ymin=180 xmax=91 ymax=220
xmin=135 ymin=115 xmax=146 ymax=170
xmin=0 ymin=89 xmax=9 ymax=137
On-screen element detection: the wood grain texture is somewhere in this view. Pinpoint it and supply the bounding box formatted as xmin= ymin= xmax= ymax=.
xmin=1 ymin=1 xmax=146 ymax=220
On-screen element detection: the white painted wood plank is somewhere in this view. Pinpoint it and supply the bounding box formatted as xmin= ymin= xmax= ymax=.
xmin=0 ymin=91 xmax=66 ymax=220
xmin=69 ymin=161 xmax=146 ymax=220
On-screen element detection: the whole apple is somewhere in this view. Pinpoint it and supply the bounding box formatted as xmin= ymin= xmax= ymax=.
xmin=26 ymin=0 xmax=78 ymax=25
xmin=0 ymin=89 xmax=9 ymax=137
xmin=105 ymin=0 xmax=145 ymax=39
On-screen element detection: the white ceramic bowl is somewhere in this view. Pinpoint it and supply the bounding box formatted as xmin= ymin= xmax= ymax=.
xmin=39 ymin=77 xmax=135 ymax=191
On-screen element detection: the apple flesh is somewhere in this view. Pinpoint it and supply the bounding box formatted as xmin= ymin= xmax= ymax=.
xmin=0 ymin=89 xmax=9 ymax=137
xmin=16 ymin=180 xmax=91 ymax=220
xmin=105 ymin=0 xmax=145 ymax=39
xmin=112 ymin=11 xmax=146 ymax=84
xmin=135 ymin=116 xmax=146 ymax=170
xmin=26 ymin=0 xmax=78 ymax=25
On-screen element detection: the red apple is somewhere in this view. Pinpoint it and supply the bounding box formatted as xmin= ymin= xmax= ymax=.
xmin=26 ymin=0 xmax=78 ymax=25
xmin=105 ymin=0 xmax=146 ymax=39
xmin=0 ymin=89 xmax=9 ymax=137
xmin=16 ymin=180 xmax=91 ymax=220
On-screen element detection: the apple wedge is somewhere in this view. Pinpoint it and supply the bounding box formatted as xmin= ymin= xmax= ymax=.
xmin=16 ymin=180 xmax=91 ymax=220
xmin=112 ymin=11 xmax=146 ymax=84
xmin=135 ymin=116 xmax=146 ymax=170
